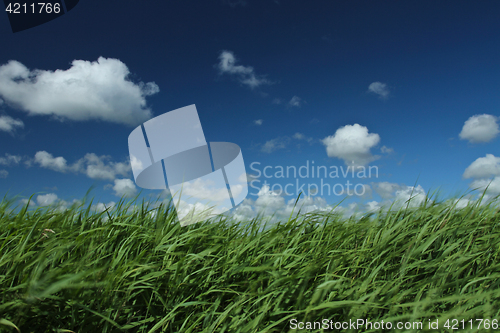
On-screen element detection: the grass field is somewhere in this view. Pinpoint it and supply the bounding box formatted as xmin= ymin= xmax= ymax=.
xmin=0 ymin=193 xmax=499 ymax=333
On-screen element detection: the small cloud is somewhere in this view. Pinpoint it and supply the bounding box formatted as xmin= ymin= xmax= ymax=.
xmin=459 ymin=114 xmax=499 ymax=143
xmin=381 ymin=145 xmax=394 ymax=154
xmin=288 ymin=96 xmax=303 ymax=108
xmin=34 ymin=151 xmax=68 ymax=172
xmin=0 ymin=115 xmax=24 ymax=134
xmin=216 ymin=51 xmax=272 ymax=89
xmin=112 ymin=178 xmax=137 ymax=197
xmin=20 ymin=198 xmax=36 ymax=207
xmin=0 ymin=169 xmax=7 ymax=178
xmin=272 ymin=98 xmax=282 ymax=105
xmin=254 ymin=119 xmax=263 ymax=126
xmin=322 ymin=124 xmax=381 ymax=166
xmin=372 ymin=181 xmax=403 ymax=199
xmin=261 ymin=136 xmax=290 ymax=153
xmin=37 ymin=193 xmax=59 ymax=206
xmin=310 ymin=118 xmax=320 ymax=124
xmin=368 ymin=82 xmax=390 ymax=99
xmin=293 ymin=132 xmax=313 ymax=143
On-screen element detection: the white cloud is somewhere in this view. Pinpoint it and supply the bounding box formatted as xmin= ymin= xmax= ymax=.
xmin=365 ymin=200 xmax=382 ymax=212
xmin=0 ymin=169 xmax=7 ymax=178
xmin=293 ymin=132 xmax=313 ymax=143
xmin=74 ymin=153 xmax=130 ymax=181
xmin=322 ymin=124 xmax=381 ymax=166
xmin=392 ymin=185 xmax=427 ymax=209
xmin=459 ymin=114 xmax=499 ymax=143
xmin=288 ymin=96 xmax=303 ymax=107
xmin=112 ymin=179 xmax=137 ymax=197
xmin=368 ymin=82 xmax=390 ymax=99
xmin=177 ymin=177 xmax=240 ymax=202
xmin=469 ymin=177 xmax=500 ymax=195
xmin=254 ymin=119 xmax=263 ymax=125
xmin=33 ymin=151 xmax=130 ymax=180
xmin=217 ymin=51 xmax=271 ymax=89
xmin=381 ymin=145 xmax=394 ymax=154
xmin=254 ymin=184 xmax=286 ymax=216
xmin=272 ymin=98 xmax=282 ymax=105
xmin=20 ymin=198 xmax=36 ymax=207
xmin=0 ymin=57 xmax=159 ymax=126
xmin=463 ymin=154 xmax=500 ymax=179
xmin=0 ymin=153 xmax=22 ymax=166
xmin=94 ymin=201 xmax=116 ymax=213
xmin=372 ymin=182 xmax=403 ymax=199
xmin=37 ymin=193 xmax=59 ymax=206
xmin=34 ymin=151 xmax=67 ymax=172
xmin=0 ymin=115 xmax=24 ymax=134
xmin=261 ymin=136 xmax=290 ymax=153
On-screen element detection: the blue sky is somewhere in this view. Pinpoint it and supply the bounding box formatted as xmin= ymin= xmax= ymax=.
xmin=1 ymin=0 xmax=499 ymax=219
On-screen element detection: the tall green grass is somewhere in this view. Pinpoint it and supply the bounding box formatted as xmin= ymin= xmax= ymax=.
xmin=0 ymin=194 xmax=499 ymax=333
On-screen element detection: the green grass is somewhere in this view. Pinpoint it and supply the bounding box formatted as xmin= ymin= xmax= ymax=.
xmin=0 ymin=193 xmax=499 ymax=333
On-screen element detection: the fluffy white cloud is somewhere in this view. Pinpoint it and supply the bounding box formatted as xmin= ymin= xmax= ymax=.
xmin=254 ymin=184 xmax=286 ymax=216
xmin=34 ymin=151 xmax=68 ymax=172
xmin=392 ymin=185 xmax=427 ymax=208
xmin=365 ymin=200 xmax=382 ymax=212
xmin=33 ymin=151 xmax=130 ymax=180
xmin=0 ymin=115 xmax=24 ymax=134
xmin=322 ymin=124 xmax=381 ymax=166
xmin=288 ymin=96 xmax=303 ymax=107
xmin=37 ymin=193 xmax=59 ymax=206
xmin=459 ymin=114 xmax=499 ymax=143
xmin=254 ymin=119 xmax=263 ymax=125
xmin=74 ymin=153 xmax=130 ymax=180
xmin=368 ymin=82 xmax=390 ymax=99
xmin=112 ymin=179 xmax=137 ymax=197
xmin=463 ymin=154 xmax=500 ymax=179
xmin=0 ymin=57 xmax=159 ymax=126
xmin=0 ymin=169 xmax=7 ymax=178
xmin=217 ymin=51 xmax=271 ymax=89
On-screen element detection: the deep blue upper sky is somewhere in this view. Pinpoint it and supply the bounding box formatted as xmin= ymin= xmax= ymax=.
xmin=0 ymin=0 xmax=499 ymax=218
